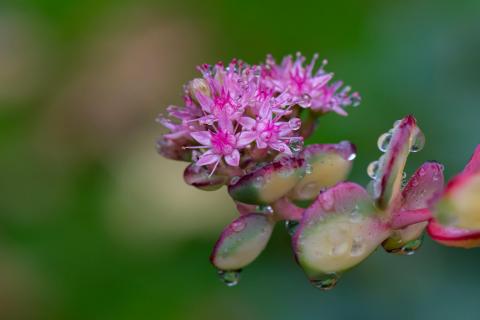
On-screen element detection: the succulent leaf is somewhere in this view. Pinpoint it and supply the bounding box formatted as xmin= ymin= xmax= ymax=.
xmin=288 ymin=142 xmax=356 ymax=201
xmin=427 ymin=219 xmax=480 ymax=248
xmin=293 ymin=183 xmax=390 ymax=282
xmin=373 ymin=116 xmax=419 ymax=210
xmin=211 ymin=213 xmax=276 ymax=270
xmin=383 ymin=162 xmax=444 ymax=252
xmin=183 ymin=163 xmax=229 ymax=191
xmin=228 ymin=157 xmax=306 ymax=205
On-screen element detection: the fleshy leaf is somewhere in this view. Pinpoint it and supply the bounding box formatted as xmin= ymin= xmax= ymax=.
xmin=427 ymin=219 xmax=480 ymax=248
xmin=293 ymin=183 xmax=389 ymax=284
xmin=211 ymin=213 xmax=276 ymax=270
xmin=288 ymin=142 xmax=356 ymax=201
xmin=383 ymin=162 xmax=444 ymax=252
xmin=183 ymin=163 xmax=229 ymax=191
xmin=228 ymin=157 xmax=306 ymax=205
xmin=373 ymin=115 xmax=419 ymax=210
xmin=435 ymin=145 xmax=480 ymax=230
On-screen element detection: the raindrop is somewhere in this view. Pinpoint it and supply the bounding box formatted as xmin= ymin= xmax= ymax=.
xmin=217 ymin=269 xmax=241 ymax=287
xmin=301 ymin=93 xmax=312 ymax=106
xmin=288 ymin=118 xmax=302 ymax=131
xmin=401 ymin=172 xmax=408 ymax=188
xmin=386 ymin=237 xmax=423 ymax=256
xmin=231 ymin=220 xmax=246 ymax=232
xmin=348 ymin=152 xmax=357 ymax=161
xmin=351 ymin=236 xmax=366 ymax=257
xmin=377 ymin=132 xmax=392 ymax=152
xmin=332 ymin=242 xmax=349 ymax=256
xmin=289 ymin=137 xmax=304 ymax=153
xmin=305 ymin=163 xmax=313 ymax=175
xmin=310 ymin=273 xmax=339 ymax=291
xmin=367 ymin=161 xmax=379 ymax=179
xmin=257 ymin=205 xmax=274 ymax=215
xmin=285 ymin=220 xmax=300 ymax=236
xmin=410 ymin=130 xmax=425 ymax=153
xmin=230 ymin=176 xmax=241 ymax=185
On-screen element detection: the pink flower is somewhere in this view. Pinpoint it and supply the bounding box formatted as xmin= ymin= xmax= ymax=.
xmin=238 ymin=110 xmax=302 ymax=156
xmin=190 ymin=124 xmax=256 ymax=171
xmin=264 ymin=53 xmax=360 ymax=115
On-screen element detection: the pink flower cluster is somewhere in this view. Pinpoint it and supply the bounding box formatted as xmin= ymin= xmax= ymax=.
xmin=157 ymin=53 xmax=360 ymax=174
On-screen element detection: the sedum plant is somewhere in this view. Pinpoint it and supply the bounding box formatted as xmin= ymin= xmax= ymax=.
xmin=156 ymin=53 xmax=480 ymax=289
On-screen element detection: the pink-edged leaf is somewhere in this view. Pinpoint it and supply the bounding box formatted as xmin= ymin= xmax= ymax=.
xmin=293 ymin=182 xmax=390 ymax=283
xmin=382 ymin=162 xmax=445 ymax=252
xmin=434 ymin=146 xmax=480 ymax=230
xmin=183 ymin=163 xmax=228 ymax=191
xmin=427 ymin=219 xmax=480 ymax=249
xmin=271 ymin=197 xmax=305 ymax=221
xmin=210 ymin=213 xmax=276 ymax=270
xmin=288 ymin=142 xmax=356 ymax=201
xmin=373 ymin=115 xmax=420 ymax=210
xmin=228 ymin=157 xmax=306 ymax=205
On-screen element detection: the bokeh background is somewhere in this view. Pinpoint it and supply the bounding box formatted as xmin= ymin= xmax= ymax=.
xmin=1 ymin=0 xmax=479 ymax=319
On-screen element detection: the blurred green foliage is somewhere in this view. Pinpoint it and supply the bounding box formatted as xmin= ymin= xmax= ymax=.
xmin=1 ymin=0 xmax=480 ymax=319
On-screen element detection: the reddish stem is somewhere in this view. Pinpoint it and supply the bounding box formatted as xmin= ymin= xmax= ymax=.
xmin=272 ymin=197 xmax=305 ymax=221
xmin=390 ymin=208 xmax=432 ymax=229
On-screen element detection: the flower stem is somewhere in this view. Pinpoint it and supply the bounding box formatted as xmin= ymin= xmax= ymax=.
xmin=272 ymin=197 xmax=305 ymax=221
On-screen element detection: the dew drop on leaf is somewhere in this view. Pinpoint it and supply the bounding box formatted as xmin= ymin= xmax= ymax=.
xmin=310 ymin=273 xmax=339 ymax=291
xmin=367 ymin=160 xmax=379 ymax=179
xmin=410 ymin=130 xmax=425 ymax=153
xmin=285 ymin=220 xmax=300 ymax=236
xmin=377 ymin=132 xmax=392 ymax=152
xmin=217 ymin=269 xmax=242 ymax=287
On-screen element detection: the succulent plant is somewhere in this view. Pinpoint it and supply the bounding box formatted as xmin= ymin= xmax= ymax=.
xmin=156 ymin=53 xmax=480 ymax=289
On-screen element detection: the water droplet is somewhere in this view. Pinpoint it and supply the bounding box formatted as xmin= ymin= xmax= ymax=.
xmin=230 ymin=176 xmax=241 ymax=185
xmin=305 ymin=163 xmax=313 ymax=175
xmin=257 ymin=205 xmax=274 ymax=215
xmin=231 ymin=220 xmax=246 ymax=232
xmin=349 ymin=206 xmax=362 ymax=223
xmin=192 ymin=150 xmax=201 ymax=162
xmin=289 ymin=137 xmax=304 ymax=153
xmin=301 ymin=93 xmax=312 ymax=106
xmin=386 ymin=236 xmax=423 ymax=256
xmin=401 ymin=171 xmax=408 ymax=188
xmin=410 ymin=130 xmax=425 ymax=153
xmin=351 ymin=236 xmax=366 ymax=256
xmin=310 ymin=273 xmax=339 ymax=291
xmin=288 ymin=118 xmax=302 ymax=131
xmin=348 ymin=152 xmax=357 ymax=161
xmin=332 ymin=242 xmax=349 ymax=256
xmin=367 ymin=161 xmax=379 ymax=179
xmin=377 ymin=132 xmax=392 ymax=152
xmin=285 ymin=220 xmax=300 ymax=236
xmin=217 ymin=269 xmax=241 ymax=287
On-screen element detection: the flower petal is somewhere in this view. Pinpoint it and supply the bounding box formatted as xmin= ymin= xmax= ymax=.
xmin=236 ymin=131 xmax=257 ymax=148
xmin=238 ymin=116 xmax=256 ymax=130
xmin=196 ymin=150 xmax=220 ymax=166
xmin=190 ymin=131 xmax=212 ymax=146
xmin=225 ymin=149 xmax=240 ymax=167
xmin=211 ymin=213 xmax=276 ymax=270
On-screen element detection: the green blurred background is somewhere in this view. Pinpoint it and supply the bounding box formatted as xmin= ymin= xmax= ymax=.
xmin=1 ymin=0 xmax=479 ymax=319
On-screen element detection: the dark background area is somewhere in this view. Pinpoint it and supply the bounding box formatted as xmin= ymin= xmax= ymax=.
xmin=0 ymin=0 xmax=479 ymax=319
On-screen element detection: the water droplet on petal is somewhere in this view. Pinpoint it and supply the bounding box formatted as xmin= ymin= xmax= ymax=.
xmin=401 ymin=171 xmax=408 ymax=188
xmin=377 ymin=132 xmax=392 ymax=152
xmin=285 ymin=220 xmax=300 ymax=236
xmin=288 ymin=118 xmax=302 ymax=131
xmin=348 ymin=152 xmax=357 ymax=161
xmin=367 ymin=161 xmax=379 ymax=179
xmin=305 ymin=163 xmax=313 ymax=175
xmin=310 ymin=273 xmax=339 ymax=291
xmin=410 ymin=130 xmax=425 ymax=153
xmin=302 ymin=93 xmax=312 ymax=107
xmin=217 ymin=269 xmax=241 ymax=287
xmin=231 ymin=220 xmax=246 ymax=232
xmin=289 ymin=137 xmax=304 ymax=153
